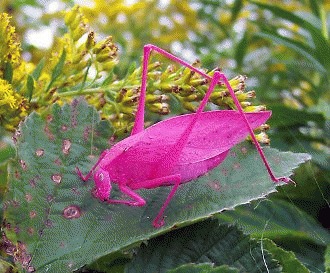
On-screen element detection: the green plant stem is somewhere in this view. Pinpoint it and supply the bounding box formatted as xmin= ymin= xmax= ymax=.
xmin=58 ymin=88 xmax=118 ymax=97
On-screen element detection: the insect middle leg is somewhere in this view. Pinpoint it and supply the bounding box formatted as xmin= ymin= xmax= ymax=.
xmin=130 ymin=174 xmax=182 ymax=228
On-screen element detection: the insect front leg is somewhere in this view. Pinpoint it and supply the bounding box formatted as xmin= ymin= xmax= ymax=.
xmin=76 ymin=150 xmax=109 ymax=181
xmin=130 ymin=46 xmax=152 ymax=135
xmin=106 ymin=185 xmax=146 ymax=207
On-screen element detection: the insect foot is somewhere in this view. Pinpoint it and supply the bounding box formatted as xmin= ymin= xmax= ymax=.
xmin=153 ymin=218 xmax=165 ymax=228
xmin=275 ymin=176 xmax=296 ymax=185
xmin=75 ymin=167 xmax=87 ymax=181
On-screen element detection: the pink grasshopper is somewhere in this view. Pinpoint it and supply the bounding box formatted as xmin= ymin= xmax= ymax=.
xmin=77 ymin=44 xmax=292 ymax=228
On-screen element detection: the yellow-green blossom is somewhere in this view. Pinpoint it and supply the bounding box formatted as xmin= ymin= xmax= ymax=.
xmin=0 ymin=13 xmax=21 ymax=69
xmin=0 ymin=79 xmax=17 ymax=110
xmin=0 ymin=79 xmax=27 ymax=131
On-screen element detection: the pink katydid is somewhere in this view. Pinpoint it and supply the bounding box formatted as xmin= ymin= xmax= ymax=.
xmin=77 ymin=44 xmax=292 ymax=228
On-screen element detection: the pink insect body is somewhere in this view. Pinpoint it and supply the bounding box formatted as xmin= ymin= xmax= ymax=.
xmin=77 ymin=44 xmax=292 ymax=228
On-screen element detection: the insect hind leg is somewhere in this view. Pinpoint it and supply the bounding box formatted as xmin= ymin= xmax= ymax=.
xmin=218 ymin=73 xmax=293 ymax=184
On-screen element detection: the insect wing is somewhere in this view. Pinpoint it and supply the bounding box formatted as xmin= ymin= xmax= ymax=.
xmin=116 ymin=110 xmax=271 ymax=164
xmin=109 ymin=110 xmax=270 ymax=182
xmin=177 ymin=110 xmax=271 ymax=163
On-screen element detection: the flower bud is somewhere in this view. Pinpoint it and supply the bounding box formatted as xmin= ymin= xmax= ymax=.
xmin=148 ymin=102 xmax=169 ymax=115
xmin=146 ymin=94 xmax=168 ymax=103
xmin=182 ymin=101 xmax=196 ymax=112
xmin=85 ymin=32 xmax=95 ymax=50
xmin=243 ymin=105 xmax=266 ymax=112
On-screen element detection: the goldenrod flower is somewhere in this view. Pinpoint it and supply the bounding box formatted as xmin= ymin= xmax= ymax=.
xmin=0 ymin=79 xmax=27 ymax=131
xmin=0 ymin=79 xmax=17 ymax=110
xmin=0 ymin=13 xmax=21 ymax=68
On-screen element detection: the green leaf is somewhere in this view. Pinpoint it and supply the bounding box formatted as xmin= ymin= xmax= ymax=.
xmin=0 ymin=139 xmax=15 ymax=163
xmin=269 ymin=104 xmax=325 ymax=127
xmin=0 ymin=258 xmax=17 ymax=273
xmin=217 ymin=199 xmax=330 ymax=272
xmin=251 ymin=1 xmax=330 ymax=70
xmin=168 ymin=263 xmax=239 ymax=273
xmin=26 ymin=75 xmax=35 ymax=102
xmin=230 ymin=0 xmax=243 ymax=22
xmin=31 ymin=58 xmax=46 ymax=80
xmin=46 ymin=50 xmax=66 ymax=92
xmin=326 ymin=244 xmax=330 ymax=273
xmin=2 ymin=99 xmax=310 ymax=272
xmin=126 ymin=220 xmax=281 ymax=273
xmin=217 ymin=199 xmax=330 ymax=246
xmin=235 ymin=31 xmax=249 ymax=69
xmin=84 ymin=251 xmax=131 ymax=273
xmin=51 ymin=51 xmax=67 ymax=81
xmin=102 ymin=71 xmax=114 ymax=86
xmin=262 ymin=239 xmax=309 ymax=273
xmin=255 ymin=30 xmax=327 ymax=73
xmin=3 ymin=62 xmax=13 ymax=83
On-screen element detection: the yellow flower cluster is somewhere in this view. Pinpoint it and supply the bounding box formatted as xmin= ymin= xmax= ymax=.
xmin=0 ymin=13 xmax=21 ymax=69
xmin=0 ymin=79 xmax=17 ymax=109
xmin=0 ymin=14 xmax=30 ymax=130
xmin=0 ymin=79 xmax=27 ymax=131
xmin=81 ymin=0 xmax=199 ymax=54
xmin=44 ymin=5 xmax=119 ymax=103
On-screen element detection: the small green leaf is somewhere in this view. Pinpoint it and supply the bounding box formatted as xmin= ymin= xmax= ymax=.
xmin=80 ymin=60 xmax=92 ymax=90
xmin=26 ymin=75 xmax=35 ymax=102
xmin=325 ymin=244 xmax=330 ymax=273
xmin=235 ymin=31 xmax=249 ymax=69
xmin=231 ymin=0 xmax=243 ymax=22
xmin=102 ymin=71 xmax=114 ymax=86
xmin=126 ymin=61 xmax=137 ymax=77
xmin=262 ymin=239 xmax=309 ymax=273
xmin=46 ymin=50 xmax=66 ymax=92
xmin=3 ymin=62 xmax=13 ymax=83
xmin=126 ymin=220 xmax=281 ymax=273
xmin=31 ymin=58 xmax=46 ymax=80
xmin=52 ymin=51 xmax=66 ymax=81
xmin=168 ymin=263 xmax=239 ymax=273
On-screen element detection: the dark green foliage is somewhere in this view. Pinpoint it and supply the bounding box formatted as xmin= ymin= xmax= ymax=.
xmin=126 ymin=219 xmax=281 ymax=273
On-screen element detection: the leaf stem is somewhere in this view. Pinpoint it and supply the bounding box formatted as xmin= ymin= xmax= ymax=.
xmin=57 ymin=88 xmax=118 ymax=97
